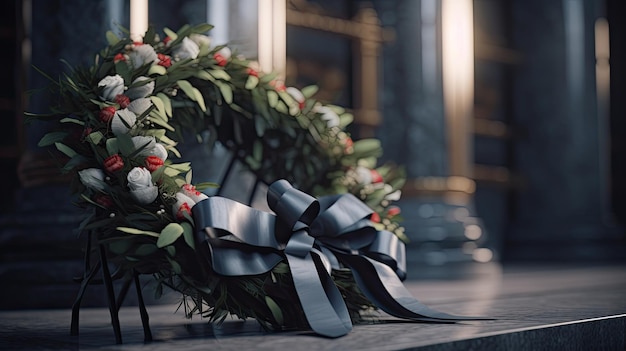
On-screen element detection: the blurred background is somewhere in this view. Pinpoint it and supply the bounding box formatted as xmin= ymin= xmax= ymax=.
xmin=1 ymin=0 xmax=625 ymax=309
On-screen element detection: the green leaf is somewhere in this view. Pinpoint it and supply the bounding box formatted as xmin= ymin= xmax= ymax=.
xmin=38 ymin=132 xmax=68 ymax=147
xmin=215 ymin=81 xmax=232 ymax=104
xmin=116 ymin=133 xmax=135 ymax=156
xmin=148 ymin=64 xmax=167 ymax=75
xmin=150 ymin=116 xmax=176 ymax=131
xmin=60 ymin=117 xmax=85 ymax=125
xmin=352 ymin=138 xmax=383 ymax=157
xmin=105 ymin=30 xmax=120 ymax=46
xmin=245 ymin=75 xmax=259 ymax=90
xmin=267 ymin=90 xmax=278 ymax=107
xmin=106 ymin=138 xmax=119 ymax=155
xmin=134 ymin=244 xmax=158 ymax=256
xmin=156 ymin=93 xmax=173 ymax=117
xmin=116 ymin=227 xmax=160 ymax=238
xmin=301 ymin=85 xmax=319 ymax=98
xmin=54 ymin=142 xmax=77 ymax=158
xmin=181 ymin=222 xmax=195 ymax=249
xmin=265 ymin=296 xmax=284 ymax=325
xmin=87 ymin=131 xmax=104 ymax=145
xmin=157 ymin=223 xmax=184 ymax=248
xmin=150 ymin=96 xmax=167 ymax=117
xmin=208 ymin=69 xmax=231 ymax=81
xmin=163 ymin=27 xmax=178 ymax=41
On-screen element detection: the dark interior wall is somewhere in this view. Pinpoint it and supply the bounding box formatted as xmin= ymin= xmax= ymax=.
xmin=607 ymin=0 xmax=626 ymax=225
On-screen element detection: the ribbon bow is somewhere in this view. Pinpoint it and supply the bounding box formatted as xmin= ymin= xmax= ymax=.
xmin=192 ymin=179 xmax=483 ymax=337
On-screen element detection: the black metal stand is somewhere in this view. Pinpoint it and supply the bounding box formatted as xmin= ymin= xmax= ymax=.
xmin=70 ymin=232 xmax=152 ymax=344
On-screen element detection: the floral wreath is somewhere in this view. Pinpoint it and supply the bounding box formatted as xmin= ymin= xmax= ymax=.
xmin=28 ymin=23 xmax=478 ymax=338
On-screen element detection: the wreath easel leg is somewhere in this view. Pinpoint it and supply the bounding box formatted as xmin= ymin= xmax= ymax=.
xmin=70 ymin=231 xmax=152 ymax=344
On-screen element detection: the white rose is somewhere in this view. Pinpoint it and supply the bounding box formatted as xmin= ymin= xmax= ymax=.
xmin=127 ymin=97 xmax=153 ymax=116
xmin=385 ymin=190 xmax=402 ymax=201
xmin=355 ymin=166 xmax=373 ymax=184
xmin=98 ymin=74 xmax=125 ymax=101
xmin=286 ymin=87 xmax=305 ymax=104
xmin=127 ymin=167 xmax=158 ymax=204
xmin=125 ymin=76 xmax=155 ymax=100
xmin=133 ymin=136 xmax=168 ymax=161
xmin=173 ymin=37 xmax=200 ymax=60
xmin=131 ymin=135 xmax=156 ymax=153
xmin=189 ymin=33 xmax=211 ymax=50
xmin=172 ymin=192 xmax=196 ymax=219
xmin=111 ymin=109 xmax=137 ymax=136
xmin=78 ymin=168 xmax=106 ymax=191
xmin=215 ymin=47 xmax=231 ymax=59
xmin=315 ymin=105 xmax=340 ymax=128
xmin=128 ymin=44 xmax=158 ymax=69
xmin=181 ymin=184 xmax=208 ymax=203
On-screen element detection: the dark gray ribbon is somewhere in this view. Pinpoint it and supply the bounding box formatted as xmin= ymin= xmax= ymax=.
xmin=192 ymin=179 xmax=485 ymax=338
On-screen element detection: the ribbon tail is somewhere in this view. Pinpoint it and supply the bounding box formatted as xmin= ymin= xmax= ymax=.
xmin=339 ymin=254 xmax=489 ymax=322
xmin=286 ymin=253 xmax=353 ymax=337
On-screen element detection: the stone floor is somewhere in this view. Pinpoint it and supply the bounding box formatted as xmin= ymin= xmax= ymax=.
xmin=1 ymin=263 xmax=625 ymax=350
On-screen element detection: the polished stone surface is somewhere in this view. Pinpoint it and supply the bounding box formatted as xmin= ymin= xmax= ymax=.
xmin=1 ymin=263 xmax=624 ymax=350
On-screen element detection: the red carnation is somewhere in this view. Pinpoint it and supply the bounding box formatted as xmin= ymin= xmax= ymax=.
xmin=370 ymin=212 xmax=381 ymax=223
xmin=387 ymin=206 xmax=401 ymax=217
xmin=163 ymin=36 xmax=172 ymax=45
xmin=157 ymin=53 xmax=171 ymax=68
xmin=114 ymin=94 xmax=130 ymax=109
xmin=113 ymin=53 xmax=126 ymax=63
xmin=144 ymin=155 xmax=164 ymax=172
xmin=99 ymin=106 xmax=116 ymax=122
xmin=103 ymin=154 xmax=124 ymax=173
xmin=343 ymin=137 xmax=354 ymax=154
xmin=176 ymin=202 xmax=192 ymax=221
xmin=370 ymin=169 xmax=383 ymax=184
xmin=246 ymin=67 xmax=259 ymax=77
xmin=214 ymin=53 xmax=228 ymax=66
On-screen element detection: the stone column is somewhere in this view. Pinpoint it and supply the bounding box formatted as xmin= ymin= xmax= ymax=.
xmin=507 ymin=0 xmax=622 ymax=260
xmin=372 ymin=0 xmax=492 ymax=277
xmin=0 ymin=0 xmax=131 ymax=309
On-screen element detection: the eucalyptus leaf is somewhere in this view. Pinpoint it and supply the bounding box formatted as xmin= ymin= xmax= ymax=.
xmin=38 ymin=132 xmax=68 ymax=147
xmin=157 ymin=223 xmax=185 ymax=248
xmin=54 ymin=142 xmax=77 ymax=158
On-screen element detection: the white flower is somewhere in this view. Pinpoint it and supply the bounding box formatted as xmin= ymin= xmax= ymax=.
xmin=315 ymin=105 xmax=340 ymax=128
xmin=131 ymin=135 xmax=156 ymax=153
xmin=133 ymin=136 xmax=168 ymax=160
xmin=173 ymin=37 xmax=200 ymax=60
xmin=127 ymin=97 xmax=153 ymax=116
xmin=111 ymin=109 xmax=137 ymax=135
xmin=172 ymin=192 xmax=196 ymax=219
xmin=385 ymin=190 xmax=401 ymax=201
xmin=127 ymin=167 xmax=158 ymax=204
xmin=355 ymin=166 xmax=373 ymax=184
xmin=125 ymin=76 xmax=155 ymax=100
xmin=128 ymin=44 xmax=158 ymax=69
xmin=98 ymin=74 xmax=125 ymax=101
xmin=181 ymin=184 xmax=208 ymax=203
xmin=189 ymin=33 xmax=211 ymax=49
xmin=286 ymin=87 xmax=305 ymax=104
xmin=78 ymin=168 xmax=106 ymax=191
xmin=215 ymin=47 xmax=231 ymax=60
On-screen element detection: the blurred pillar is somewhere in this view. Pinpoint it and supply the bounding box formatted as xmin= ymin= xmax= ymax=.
xmin=507 ymin=0 xmax=623 ymax=260
xmin=374 ymin=0 xmax=493 ymax=277
xmin=0 ymin=0 xmax=129 ymax=309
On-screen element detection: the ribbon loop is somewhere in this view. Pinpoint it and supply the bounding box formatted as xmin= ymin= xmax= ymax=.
xmin=192 ymin=179 xmax=487 ymax=338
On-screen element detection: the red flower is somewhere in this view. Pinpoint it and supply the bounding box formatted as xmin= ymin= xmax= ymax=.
xmin=163 ymin=36 xmax=172 ymax=45
xmin=270 ymin=80 xmax=286 ymax=92
xmin=103 ymin=154 xmax=124 ymax=173
xmin=144 ymin=155 xmax=164 ymax=172
xmin=214 ymin=53 xmax=228 ymax=66
xmin=182 ymin=183 xmax=201 ymax=197
xmin=113 ymin=53 xmax=126 ymax=63
xmin=370 ymin=169 xmax=383 ymax=184
xmin=176 ymin=202 xmax=192 ymax=220
xmin=157 ymin=53 xmax=171 ymax=68
xmin=386 ymin=206 xmax=401 ymax=217
xmin=133 ymin=41 xmax=144 ymax=46
xmin=114 ymin=94 xmax=130 ymax=109
xmin=370 ymin=212 xmax=381 ymax=223
xmin=99 ymin=106 xmax=116 ymax=122
xmin=246 ymin=67 xmax=259 ymax=77
xmin=94 ymin=194 xmax=114 ymax=208
xmin=343 ymin=137 xmax=354 ymax=154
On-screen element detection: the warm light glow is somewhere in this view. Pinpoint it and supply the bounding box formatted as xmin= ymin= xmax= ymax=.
xmin=472 ymin=248 xmax=493 ymax=263
xmin=130 ymin=0 xmax=149 ymax=41
xmin=442 ymin=0 xmax=474 ymax=177
xmin=258 ymin=0 xmax=286 ymax=77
